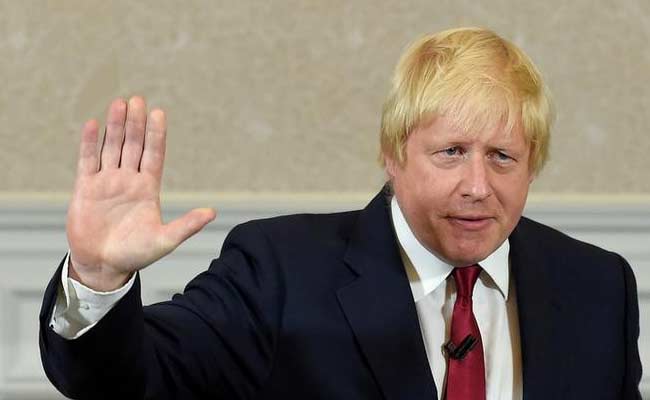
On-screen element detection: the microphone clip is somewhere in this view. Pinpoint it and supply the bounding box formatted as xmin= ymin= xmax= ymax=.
xmin=444 ymin=334 xmax=478 ymax=360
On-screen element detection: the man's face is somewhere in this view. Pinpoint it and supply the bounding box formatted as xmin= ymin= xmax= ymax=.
xmin=386 ymin=115 xmax=534 ymax=267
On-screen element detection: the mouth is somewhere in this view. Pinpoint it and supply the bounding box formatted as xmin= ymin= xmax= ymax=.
xmin=446 ymin=215 xmax=495 ymax=231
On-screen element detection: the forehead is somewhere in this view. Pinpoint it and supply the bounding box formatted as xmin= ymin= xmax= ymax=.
xmin=413 ymin=113 xmax=526 ymax=147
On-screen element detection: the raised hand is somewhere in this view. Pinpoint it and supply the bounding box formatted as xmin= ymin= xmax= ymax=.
xmin=66 ymin=97 xmax=216 ymax=291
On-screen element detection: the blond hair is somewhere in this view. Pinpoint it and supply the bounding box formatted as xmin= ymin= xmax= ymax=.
xmin=379 ymin=27 xmax=554 ymax=175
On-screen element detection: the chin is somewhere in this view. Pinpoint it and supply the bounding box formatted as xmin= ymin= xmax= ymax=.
xmin=443 ymin=243 xmax=494 ymax=267
xmin=448 ymin=257 xmax=484 ymax=268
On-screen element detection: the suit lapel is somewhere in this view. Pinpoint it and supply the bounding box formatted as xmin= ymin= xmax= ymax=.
xmin=509 ymin=218 xmax=568 ymax=399
xmin=337 ymin=190 xmax=438 ymax=400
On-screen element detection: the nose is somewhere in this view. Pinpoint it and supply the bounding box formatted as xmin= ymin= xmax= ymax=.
xmin=459 ymin=155 xmax=492 ymax=201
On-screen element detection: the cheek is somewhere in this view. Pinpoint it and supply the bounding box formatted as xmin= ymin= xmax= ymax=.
xmin=494 ymin=177 xmax=531 ymax=215
xmin=412 ymin=182 xmax=454 ymax=221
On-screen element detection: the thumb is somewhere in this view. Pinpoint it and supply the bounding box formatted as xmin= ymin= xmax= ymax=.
xmin=162 ymin=207 xmax=217 ymax=249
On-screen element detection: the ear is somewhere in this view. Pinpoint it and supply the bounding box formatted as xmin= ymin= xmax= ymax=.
xmin=383 ymin=152 xmax=399 ymax=179
xmin=526 ymin=150 xmax=536 ymax=184
xmin=528 ymin=172 xmax=535 ymax=184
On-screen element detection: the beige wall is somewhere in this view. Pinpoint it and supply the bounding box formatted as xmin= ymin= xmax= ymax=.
xmin=1 ymin=0 xmax=649 ymax=196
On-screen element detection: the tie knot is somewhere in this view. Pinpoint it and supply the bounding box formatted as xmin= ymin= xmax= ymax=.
xmin=452 ymin=265 xmax=482 ymax=299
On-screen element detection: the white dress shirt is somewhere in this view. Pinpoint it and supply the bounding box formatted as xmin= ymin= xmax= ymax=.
xmin=51 ymin=199 xmax=523 ymax=399
xmin=50 ymin=254 xmax=135 ymax=339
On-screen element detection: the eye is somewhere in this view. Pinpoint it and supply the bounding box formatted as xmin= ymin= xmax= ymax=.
xmin=440 ymin=146 xmax=463 ymax=157
xmin=491 ymin=150 xmax=515 ymax=164
xmin=430 ymin=146 xmax=465 ymax=167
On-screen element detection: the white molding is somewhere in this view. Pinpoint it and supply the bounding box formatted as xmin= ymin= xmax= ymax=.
xmin=0 ymin=200 xmax=648 ymax=398
xmin=1 ymin=190 xmax=650 ymax=204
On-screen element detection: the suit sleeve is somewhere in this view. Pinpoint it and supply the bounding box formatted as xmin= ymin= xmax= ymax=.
xmin=617 ymin=254 xmax=643 ymax=399
xmin=39 ymin=221 xmax=286 ymax=400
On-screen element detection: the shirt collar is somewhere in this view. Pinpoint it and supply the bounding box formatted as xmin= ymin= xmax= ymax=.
xmin=390 ymin=197 xmax=510 ymax=302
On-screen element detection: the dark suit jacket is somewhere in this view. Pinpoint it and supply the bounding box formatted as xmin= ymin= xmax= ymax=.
xmin=39 ymin=190 xmax=643 ymax=399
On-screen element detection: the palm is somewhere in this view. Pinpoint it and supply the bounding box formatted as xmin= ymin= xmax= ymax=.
xmin=69 ymin=171 xmax=163 ymax=274
xmin=66 ymin=97 xmax=215 ymax=291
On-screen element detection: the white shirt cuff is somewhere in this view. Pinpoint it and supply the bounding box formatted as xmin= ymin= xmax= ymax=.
xmin=49 ymin=252 xmax=136 ymax=339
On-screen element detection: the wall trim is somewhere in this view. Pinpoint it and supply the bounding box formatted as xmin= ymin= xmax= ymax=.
xmin=1 ymin=190 xmax=650 ymax=206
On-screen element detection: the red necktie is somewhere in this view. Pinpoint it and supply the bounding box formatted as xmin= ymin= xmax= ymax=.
xmin=444 ymin=265 xmax=486 ymax=400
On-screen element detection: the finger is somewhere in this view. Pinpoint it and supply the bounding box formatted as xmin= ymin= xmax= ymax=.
xmin=120 ymin=96 xmax=147 ymax=170
xmin=99 ymin=98 xmax=127 ymax=170
xmin=77 ymin=119 xmax=100 ymax=176
xmin=161 ymin=208 xmax=216 ymax=250
xmin=140 ymin=108 xmax=166 ymax=180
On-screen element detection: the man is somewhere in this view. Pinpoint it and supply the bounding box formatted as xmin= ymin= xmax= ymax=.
xmin=39 ymin=27 xmax=642 ymax=399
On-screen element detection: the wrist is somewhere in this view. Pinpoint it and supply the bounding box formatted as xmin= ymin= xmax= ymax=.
xmin=68 ymin=257 xmax=133 ymax=292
